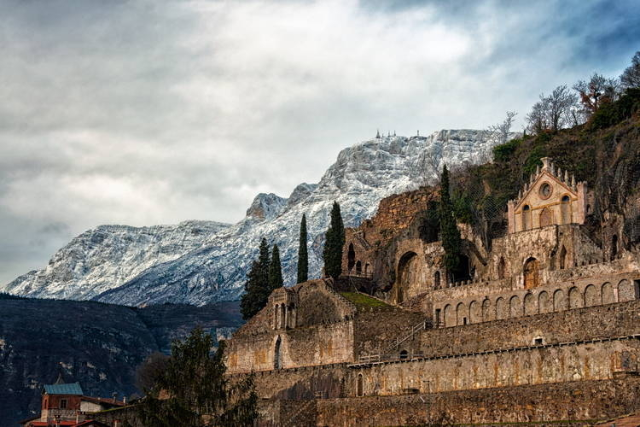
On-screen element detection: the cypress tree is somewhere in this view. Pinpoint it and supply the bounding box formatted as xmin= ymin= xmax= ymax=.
xmin=438 ymin=165 xmax=462 ymax=281
xmin=268 ymin=245 xmax=284 ymax=291
xmin=257 ymin=238 xmax=270 ymax=285
xmin=240 ymin=238 xmax=271 ymax=320
xmin=297 ymin=214 xmax=309 ymax=283
xmin=323 ymin=202 xmax=345 ymax=279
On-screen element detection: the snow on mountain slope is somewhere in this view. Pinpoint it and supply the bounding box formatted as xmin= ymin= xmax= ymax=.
xmin=4 ymin=221 xmax=230 ymax=300
xmin=3 ymin=131 xmax=513 ymax=306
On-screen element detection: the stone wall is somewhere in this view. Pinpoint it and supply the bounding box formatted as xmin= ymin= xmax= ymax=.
xmin=226 ymin=280 xmax=358 ymax=374
xmin=342 ymin=188 xmax=436 ymax=281
xmin=416 ymin=299 xmax=640 ymax=356
xmin=349 ymin=338 xmax=639 ymax=396
xmin=227 ymin=320 xmax=354 ymax=373
xmin=432 ymin=273 xmax=639 ymax=327
xmin=314 ymin=377 xmax=640 ymax=426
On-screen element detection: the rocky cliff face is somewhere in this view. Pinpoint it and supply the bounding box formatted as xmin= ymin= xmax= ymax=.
xmin=3 ymin=130 xmax=512 ymax=306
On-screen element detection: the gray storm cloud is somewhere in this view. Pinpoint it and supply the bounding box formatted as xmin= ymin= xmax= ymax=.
xmin=0 ymin=0 xmax=638 ymax=284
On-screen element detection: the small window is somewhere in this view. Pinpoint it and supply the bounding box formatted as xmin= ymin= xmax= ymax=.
xmin=534 ymin=338 xmax=544 ymax=345
xmin=60 ymin=399 xmax=67 ymax=409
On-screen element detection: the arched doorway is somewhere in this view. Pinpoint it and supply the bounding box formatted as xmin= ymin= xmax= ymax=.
xmin=539 ymin=207 xmax=553 ymax=227
xmin=348 ymin=244 xmax=356 ymax=272
xmin=561 ymin=195 xmax=571 ymax=224
xmin=356 ymin=374 xmax=364 ymax=397
xmin=355 ymin=261 xmax=362 ymax=275
xmin=274 ymin=336 xmax=282 ymax=370
xmin=453 ymin=254 xmax=471 ymax=283
xmin=497 ymin=257 xmax=506 ymax=279
xmin=523 ymin=257 xmax=539 ymax=289
xmin=559 ymin=246 xmax=568 ymax=269
xmin=396 ymin=252 xmax=418 ymax=304
xmin=364 ymin=263 xmax=370 ymax=276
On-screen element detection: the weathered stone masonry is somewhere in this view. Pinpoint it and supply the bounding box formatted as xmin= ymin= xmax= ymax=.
xmin=226 ymin=157 xmax=640 ymax=425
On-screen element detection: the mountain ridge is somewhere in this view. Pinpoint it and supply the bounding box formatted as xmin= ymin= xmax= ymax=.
xmin=3 ymin=130 xmax=516 ymax=306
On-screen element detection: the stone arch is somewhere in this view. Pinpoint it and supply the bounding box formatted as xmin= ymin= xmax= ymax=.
xmin=568 ymin=286 xmax=583 ymax=309
xmin=559 ymin=245 xmax=568 ymax=270
xmin=538 ymin=291 xmax=551 ymax=313
xmin=523 ymin=257 xmax=540 ymax=289
xmin=469 ymin=300 xmax=481 ymax=323
xmin=444 ymin=304 xmax=455 ymax=327
xmin=396 ymin=251 xmax=418 ymax=304
xmin=355 ymin=261 xmax=362 ymax=275
xmin=611 ymin=235 xmax=619 ymax=260
xmin=522 ymin=205 xmax=531 ymax=231
xmin=553 ymin=289 xmax=565 ymax=312
xmin=274 ymin=336 xmax=282 ymax=370
xmin=539 ymin=207 xmax=554 ymax=227
xmin=348 ymin=243 xmax=356 ymax=272
xmin=280 ymin=303 xmax=286 ymax=329
xmin=509 ymin=295 xmax=522 ymax=318
xmin=287 ymin=303 xmax=296 ymax=328
xmin=456 ymin=302 xmax=468 ymax=326
xmin=602 ymin=282 xmax=615 ymax=304
xmin=454 ymin=254 xmax=471 ymax=282
xmin=497 ymin=257 xmax=506 ymax=280
xmin=618 ymin=279 xmax=637 ymax=301
xmin=434 ymin=271 xmax=441 ymax=290
xmin=584 ymin=284 xmax=599 ymax=306
xmin=561 ymin=195 xmax=571 ymax=224
xmin=496 ymin=297 xmax=507 ymax=320
xmin=524 ymin=293 xmax=536 ymax=316
xmin=356 ymin=373 xmax=364 ymax=397
xmin=482 ymin=299 xmax=493 ymax=322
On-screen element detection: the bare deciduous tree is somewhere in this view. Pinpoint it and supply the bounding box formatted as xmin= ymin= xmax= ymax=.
xmin=487 ymin=111 xmax=517 ymax=145
xmin=419 ymin=148 xmax=441 ymax=187
xmin=573 ymin=73 xmax=620 ymax=117
xmin=526 ymin=85 xmax=580 ymax=134
xmin=620 ymin=51 xmax=640 ymax=89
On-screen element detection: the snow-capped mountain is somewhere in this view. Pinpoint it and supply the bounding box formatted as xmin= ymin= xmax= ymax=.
xmin=3 ymin=130 xmax=513 ymax=306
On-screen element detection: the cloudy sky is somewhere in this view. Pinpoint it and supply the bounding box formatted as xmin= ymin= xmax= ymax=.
xmin=1 ymin=0 xmax=638 ymax=285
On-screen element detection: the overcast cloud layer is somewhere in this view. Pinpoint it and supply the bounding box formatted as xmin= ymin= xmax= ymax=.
xmin=1 ymin=0 xmax=639 ymax=285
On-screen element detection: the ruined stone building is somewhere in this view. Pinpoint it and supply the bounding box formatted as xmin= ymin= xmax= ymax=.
xmin=225 ymin=158 xmax=640 ymax=426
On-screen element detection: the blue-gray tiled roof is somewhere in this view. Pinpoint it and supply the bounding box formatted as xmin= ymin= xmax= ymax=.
xmin=43 ymin=382 xmax=83 ymax=395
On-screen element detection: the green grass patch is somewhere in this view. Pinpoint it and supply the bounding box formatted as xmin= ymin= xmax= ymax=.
xmin=340 ymin=292 xmax=389 ymax=308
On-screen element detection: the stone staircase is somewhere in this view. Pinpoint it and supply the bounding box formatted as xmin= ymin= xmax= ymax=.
xmin=281 ymin=399 xmax=317 ymax=427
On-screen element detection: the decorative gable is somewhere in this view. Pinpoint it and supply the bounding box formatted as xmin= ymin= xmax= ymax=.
xmin=507 ymin=157 xmax=587 ymax=233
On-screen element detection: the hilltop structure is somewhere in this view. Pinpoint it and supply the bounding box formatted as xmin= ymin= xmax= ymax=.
xmin=225 ymin=158 xmax=640 ymax=426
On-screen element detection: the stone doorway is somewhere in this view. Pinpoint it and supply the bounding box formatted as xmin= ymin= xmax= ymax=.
xmin=274 ymin=336 xmax=282 ymax=370
xmin=523 ymin=257 xmax=540 ymax=289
